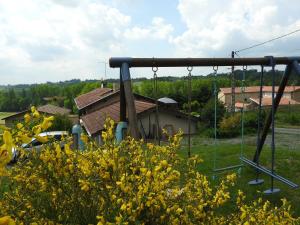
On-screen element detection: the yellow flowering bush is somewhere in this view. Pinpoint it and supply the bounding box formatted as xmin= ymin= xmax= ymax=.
xmin=0 ymin=110 xmax=299 ymax=224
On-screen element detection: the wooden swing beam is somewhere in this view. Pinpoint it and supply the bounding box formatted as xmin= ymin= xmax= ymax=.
xmin=109 ymin=57 xmax=300 ymax=68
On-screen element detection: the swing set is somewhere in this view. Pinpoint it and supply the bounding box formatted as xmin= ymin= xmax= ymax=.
xmin=109 ymin=56 xmax=300 ymax=193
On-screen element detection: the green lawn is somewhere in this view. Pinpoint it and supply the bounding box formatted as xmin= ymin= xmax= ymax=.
xmin=178 ymin=134 xmax=300 ymax=216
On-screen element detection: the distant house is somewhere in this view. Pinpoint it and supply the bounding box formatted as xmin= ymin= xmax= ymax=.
xmin=219 ymin=86 xmax=300 ymax=111
xmin=74 ymin=88 xmax=198 ymax=142
xmin=3 ymin=104 xmax=72 ymax=127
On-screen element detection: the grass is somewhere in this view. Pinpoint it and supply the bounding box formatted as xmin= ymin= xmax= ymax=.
xmin=0 ymin=177 xmax=9 ymax=197
xmin=179 ymin=134 xmax=300 ymax=217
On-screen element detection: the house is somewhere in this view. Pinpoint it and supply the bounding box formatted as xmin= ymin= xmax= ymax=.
xmin=248 ymin=97 xmax=300 ymax=109
xmin=74 ymin=88 xmax=198 ymax=142
xmin=219 ymin=86 xmax=300 ymax=111
xmin=3 ymin=104 xmax=72 ymax=127
xmin=74 ymin=87 xmax=113 ymax=115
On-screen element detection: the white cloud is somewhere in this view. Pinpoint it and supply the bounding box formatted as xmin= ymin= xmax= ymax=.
xmin=0 ymin=0 xmax=131 ymax=83
xmin=124 ymin=17 xmax=174 ymax=40
xmin=1 ymin=0 xmax=300 ymax=84
xmin=171 ymin=0 xmax=300 ymax=57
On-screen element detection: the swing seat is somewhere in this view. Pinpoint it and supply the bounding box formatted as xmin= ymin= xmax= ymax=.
xmin=248 ymin=179 xmax=264 ymax=185
xmin=264 ymin=188 xmax=280 ymax=195
xmin=213 ymin=164 xmax=243 ymax=173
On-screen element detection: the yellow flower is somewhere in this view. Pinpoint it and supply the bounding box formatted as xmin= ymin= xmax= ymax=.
xmin=31 ymin=106 xmax=36 ymax=113
xmin=32 ymin=125 xmax=42 ymax=135
xmin=0 ymin=131 xmax=13 ymax=164
xmin=55 ymin=144 xmax=62 ymax=159
xmin=35 ymin=135 xmax=48 ymax=143
xmin=24 ymin=113 xmax=31 ymax=123
xmin=1 ymin=116 xmax=299 ymax=225
xmin=78 ymin=179 xmax=90 ymax=191
xmin=31 ymin=106 xmax=40 ymax=118
xmin=64 ymin=144 xmax=72 ymax=156
xmin=176 ymin=208 xmax=183 ymax=215
xmin=41 ymin=116 xmax=54 ymax=130
xmin=16 ymin=123 xmax=23 ymax=130
xmin=20 ymin=134 xmax=32 ymax=144
xmin=0 ymin=216 xmax=15 ymax=225
xmin=160 ymin=160 xmax=168 ymax=167
xmin=3 ymin=130 xmax=13 ymax=147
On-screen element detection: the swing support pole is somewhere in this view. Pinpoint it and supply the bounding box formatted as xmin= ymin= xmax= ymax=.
xmin=120 ymin=63 xmax=139 ymax=139
xmin=254 ymin=60 xmax=300 ymax=162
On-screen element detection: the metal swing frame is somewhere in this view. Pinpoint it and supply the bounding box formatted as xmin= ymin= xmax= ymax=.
xmin=212 ymin=66 xmax=243 ymax=173
xmin=110 ymin=56 xmax=300 ymax=189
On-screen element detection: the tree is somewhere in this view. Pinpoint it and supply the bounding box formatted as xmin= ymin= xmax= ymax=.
xmin=200 ymin=98 xmax=226 ymax=128
xmin=48 ymin=114 xmax=73 ymax=132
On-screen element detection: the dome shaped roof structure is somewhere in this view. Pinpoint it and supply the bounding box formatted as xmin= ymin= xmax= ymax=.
xmin=158 ymin=97 xmax=178 ymax=104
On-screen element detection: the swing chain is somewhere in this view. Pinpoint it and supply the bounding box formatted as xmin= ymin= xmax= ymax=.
xmin=213 ymin=66 xmax=218 ymax=95
xmin=152 ymin=66 xmax=158 ymax=98
xmin=152 ymin=65 xmax=160 ymax=145
xmin=212 ymin=65 xmax=218 ymax=174
xmin=187 ymin=66 xmax=193 ymax=158
xmin=241 ymin=65 xmax=247 ymax=93
xmin=187 ymin=66 xmax=193 ymax=81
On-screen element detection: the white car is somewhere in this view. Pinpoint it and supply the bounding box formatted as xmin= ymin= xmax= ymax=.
xmin=11 ymin=131 xmax=68 ymax=163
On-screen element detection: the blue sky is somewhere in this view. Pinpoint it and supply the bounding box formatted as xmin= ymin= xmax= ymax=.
xmin=0 ymin=0 xmax=300 ymax=84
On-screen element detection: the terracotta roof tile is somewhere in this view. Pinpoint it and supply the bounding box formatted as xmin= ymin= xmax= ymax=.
xmin=74 ymin=88 xmax=113 ymax=110
xmin=220 ymin=86 xmax=300 ymax=94
xmin=81 ymin=100 xmax=156 ymax=135
xmin=3 ymin=104 xmax=71 ymax=120
xmin=37 ymin=104 xmax=71 ymax=115
xmin=235 ymin=102 xmax=246 ymax=109
xmin=250 ymin=97 xmax=300 ymax=106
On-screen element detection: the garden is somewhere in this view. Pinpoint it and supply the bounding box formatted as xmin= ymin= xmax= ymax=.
xmin=0 ymin=108 xmax=299 ymax=224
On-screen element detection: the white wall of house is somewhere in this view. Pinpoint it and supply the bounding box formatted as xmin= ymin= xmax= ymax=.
xmin=138 ymin=110 xmax=197 ymax=138
xmin=90 ymin=110 xmax=198 ymax=143
xmin=218 ymin=92 xmax=226 ymax=104
xmin=220 ymin=90 xmax=298 ymax=107
xmin=292 ymin=90 xmax=300 ymax=102
xmin=263 ymin=92 xmax=291 ymax=99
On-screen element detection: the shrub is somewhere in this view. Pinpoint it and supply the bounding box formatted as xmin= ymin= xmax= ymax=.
xmin=0 ymin=109 xmax=299 ymax=224
xmin=243 ymin=110 xmax=266 ymax=134
xmin=183 ymin=100 xmax=201 ymax=114
xmin=218 ymin=110 xmax=266 ymax=138
xmin=48 ymin=114 xmax=73 ymax=132
xmin=200 ymin=98 xmax=225 ymax=128
xmin=219 ymin=113 xmax=241 ymax=138
xmin=276 ymin=113 xmax=300 ymax=126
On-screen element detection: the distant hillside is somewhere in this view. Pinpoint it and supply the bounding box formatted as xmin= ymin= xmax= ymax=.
xmin=0 ymin=69 xmax=299 ymax=113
